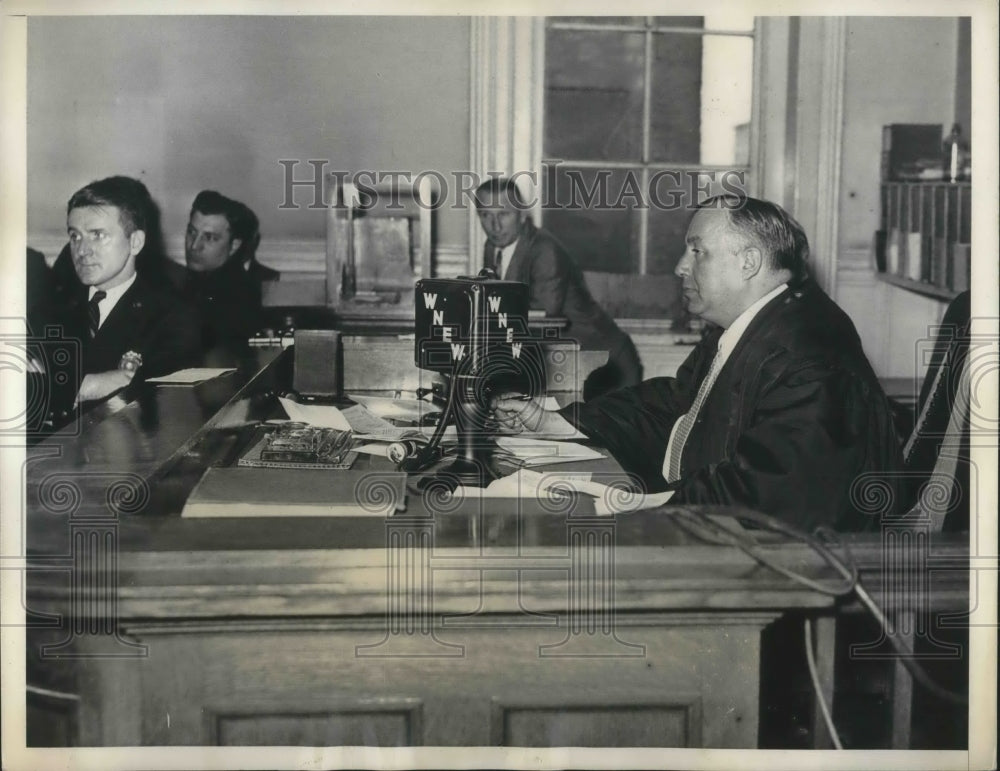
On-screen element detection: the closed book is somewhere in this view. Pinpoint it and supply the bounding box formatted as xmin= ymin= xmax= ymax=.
xmin=950 ymin=244 xmax=971 ymax=292
xmin=931 ymin=237 xmax=949 ymax=287
xmin=905 ymin=233 xmax=923 ymax=281
xmin=182 ymin=467 xmax=407 ymax=518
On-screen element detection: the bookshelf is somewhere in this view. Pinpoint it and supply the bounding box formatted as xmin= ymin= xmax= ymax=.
xmin=874 ymin=181 xmax=970 ymax=301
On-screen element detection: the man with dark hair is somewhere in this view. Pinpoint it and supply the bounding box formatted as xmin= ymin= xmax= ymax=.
xmin=474 ymin=177 xmax=642 ymax=400
xmin=29 ymin=176 xmax=201 ymax=428
xmin=170 ymin=190 xmax=275 ymax=351
xmin=496 ymin=195 xmax=902 ymax=531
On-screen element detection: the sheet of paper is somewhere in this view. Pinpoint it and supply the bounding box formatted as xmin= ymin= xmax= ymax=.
xmin=495 ymin=436 xmax=604 ymax=467
xmin=278 ymin=397 xmax=351 ymax=431
xmin=452 ymin=469 xmax=595 ymax=499
xmin=146 ymin=367 xmax=236 ymax=384
xmin=452 ymin=467 xmax=673 ymax=514
xmin=593 ymin=489 xmax=674 ymax=516
xmin=341 ymin=404 xmax=410 ymax=439
xmin=347 ymin=394 xmax=435 ymax=422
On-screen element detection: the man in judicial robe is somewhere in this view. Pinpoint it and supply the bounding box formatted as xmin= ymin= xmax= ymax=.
xmin=496 ymin=195 xmax=902 ymax=531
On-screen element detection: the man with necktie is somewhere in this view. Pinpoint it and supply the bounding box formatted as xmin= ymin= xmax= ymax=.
xmin=29 ymin=176 xmax=201 ymax=430
xmin=496 ymin=195 xmax=902 ymax=531
xmin=474 ymin=177 xmax=643 ymax=400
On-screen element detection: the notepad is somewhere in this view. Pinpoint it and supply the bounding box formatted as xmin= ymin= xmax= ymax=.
xmin=181 ymin=468 xmax=407 ymax=518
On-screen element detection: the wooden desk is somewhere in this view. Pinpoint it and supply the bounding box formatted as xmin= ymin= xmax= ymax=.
xmin=24 ymin=346 xmax=969 ymax=749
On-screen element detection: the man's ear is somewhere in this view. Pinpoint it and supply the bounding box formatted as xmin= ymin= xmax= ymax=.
xmin=228 ymin=238 xmax=244 ymax=257
xmin=740 ymin=245 xmax=763 ymax=279
xmin=128 ymin=229 xmax=146 ymax=257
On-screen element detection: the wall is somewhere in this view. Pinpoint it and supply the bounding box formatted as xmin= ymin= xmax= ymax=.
xmin=835 ymin=17 xmax=961 ymax=378
xmin=26 ymin=16 xmax=471 ymax=270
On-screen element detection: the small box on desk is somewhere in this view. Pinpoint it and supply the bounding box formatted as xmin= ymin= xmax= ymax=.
xmin=881 ymin=124 xmax=942 ymax=181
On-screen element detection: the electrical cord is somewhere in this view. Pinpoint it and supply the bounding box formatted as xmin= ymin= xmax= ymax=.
xmin=804 ymin=617 xmax=844 ymax=750
xmin=662 ymin=504 xmax=968 ymax=707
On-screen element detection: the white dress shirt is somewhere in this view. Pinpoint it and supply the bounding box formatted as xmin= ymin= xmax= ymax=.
xmin=662 ymin=282 xmax=789 ymax=480
xmin=89 ymin=272 xmax=137 ymax=331
xmin=495 ymin=239 xmax=519 ymax=279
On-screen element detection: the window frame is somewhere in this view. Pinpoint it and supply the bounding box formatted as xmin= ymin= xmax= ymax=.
xmin=539 ymin=16 xmax=761 ymax=278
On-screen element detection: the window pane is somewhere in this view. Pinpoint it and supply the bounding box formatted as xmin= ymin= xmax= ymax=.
xmin=702 ymin=13 xmax=755 ymax=33
xmin=655 ymin=14 xmax=754 ymax=32
xmin=650 ymin=33 xmax=754 ymax=165
xmin=541 ymin=165 xmax=641 ymax=274
xmin=550 ymin=17 xmax=645 ymax=26
xmin=545 ymin=30 xmax=644 ymax=162
xmin=652 ymin=17 xmax=705 ymax=29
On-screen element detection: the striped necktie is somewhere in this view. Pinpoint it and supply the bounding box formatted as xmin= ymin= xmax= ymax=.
xmin=664 ymin=347 xmax=723 ymax=483
xmin=88 ymin=290 xmax=107 ymax=338
xmin=492 ymin=248 xmax=503 ymax=276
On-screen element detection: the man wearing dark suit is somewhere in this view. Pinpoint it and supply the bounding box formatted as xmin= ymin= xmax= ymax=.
xmin=474 ymin=178 xmax=642 ymax=400
xmin=496 ymin=195 xmax=902 ymax=531
xmin=164 ymin=190 xmax=275 ymax=352
xmin=29 ymin=176 xmax=201 ymax=428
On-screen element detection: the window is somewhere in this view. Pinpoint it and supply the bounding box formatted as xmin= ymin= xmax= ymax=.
xmin=541 ymin=16 xmax=756 ymax=319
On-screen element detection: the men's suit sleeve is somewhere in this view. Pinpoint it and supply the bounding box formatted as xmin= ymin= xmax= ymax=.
xmin=671 ymin=358 xmax=899 ymax=531
xmin=135 ymin=295 xmax=203 ymax=379
xmin=527 ymin=239 xmax=570 ymax=318
xmin=559 ymin=342 xmax=706 ymax=491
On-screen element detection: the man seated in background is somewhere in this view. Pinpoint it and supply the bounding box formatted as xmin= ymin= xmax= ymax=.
xmin=496 ymin=195 xmax=902 ymax=532
xmin=474 ymin=177 xmax=642 ymax=400
xmin=169 ymin=190 xmax=273 ymax=351
xmin=29 ymin=176 xmax=201 ymax=429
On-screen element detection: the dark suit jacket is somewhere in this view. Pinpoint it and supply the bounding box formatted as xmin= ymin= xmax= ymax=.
xmin=246 ymin=258 xmax=280 ymax=283
xmin=32 ymin=273 xmax=202 ymax=424
xmin=163 ymin=258 xmax=263 ymax=352
xmin=564 ymin=279 xmax=903 ymax=531
xmin=487 ymin=221 xmax=642 ymax=394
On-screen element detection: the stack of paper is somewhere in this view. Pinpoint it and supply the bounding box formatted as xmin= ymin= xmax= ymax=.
xmin=495 ymin=436 xmax=603 ymax=467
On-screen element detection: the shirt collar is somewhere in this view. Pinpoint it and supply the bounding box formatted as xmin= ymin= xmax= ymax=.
xmin=494 ymin=238 xmax=519 ymax=278
xmin=89 ymin=271 xmax=137 ymax=309
xmin=716 ymin=282 xmax=788 ymax=358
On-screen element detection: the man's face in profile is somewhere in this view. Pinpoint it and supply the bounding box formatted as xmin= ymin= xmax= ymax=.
xmin=476 ymin=190 xmax=527 ymax=249
xmin=185 ymin=210 xmax=241 ymax=272
xmin=674 ymin=208 xmax=747 ymax=328
xmin=67 ymin=205 xmax=143 ymax=291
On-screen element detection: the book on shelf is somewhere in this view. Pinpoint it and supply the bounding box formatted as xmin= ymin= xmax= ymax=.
xmin=950 ymin=244 xmax=971 ymax=292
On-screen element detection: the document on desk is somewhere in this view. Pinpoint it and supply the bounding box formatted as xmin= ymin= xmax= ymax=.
xmin=146 ymin=367 xmax=236 ymax=384
xmin=451 ymin=469 xmax=599 ymax=499
xmin=278 ymin=397 xmax=352 ymax=431
xmin=451 ymin=468 xmax=674 ymax=516
xmin=495 ymin=436 xmax=604 ymax=466
xmin=347 ymin=394 xmax=433 ymax=422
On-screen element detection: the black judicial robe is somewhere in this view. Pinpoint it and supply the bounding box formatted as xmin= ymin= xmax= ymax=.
xmin=563 ymin=279 xmax=903 ymax=532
